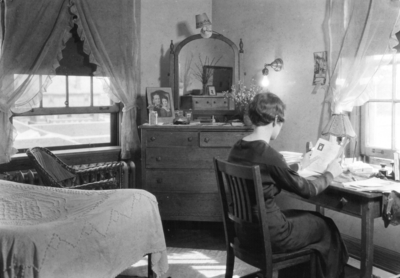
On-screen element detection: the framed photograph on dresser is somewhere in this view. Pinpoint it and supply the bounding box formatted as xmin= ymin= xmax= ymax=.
xmin=207 ymin=86 xmax=216 ymax=96
xmin=146 ymin=87 xmax=175 ymax=123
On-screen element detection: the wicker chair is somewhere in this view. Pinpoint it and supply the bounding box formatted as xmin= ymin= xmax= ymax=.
xmin=26 ymin=147 xmax=124 ymax=190
xmin=213 ymin=157 xmax=316 ymax=278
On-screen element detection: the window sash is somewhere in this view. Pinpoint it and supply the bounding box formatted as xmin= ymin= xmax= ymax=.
xmin=11 ymin=74 xmax=120 ymax=153
xmin=362 ymin=52 xmax=399 ymax=159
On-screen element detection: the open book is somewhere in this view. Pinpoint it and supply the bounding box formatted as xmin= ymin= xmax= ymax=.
xmin=304 ymin=138 xmax=342 ymax=174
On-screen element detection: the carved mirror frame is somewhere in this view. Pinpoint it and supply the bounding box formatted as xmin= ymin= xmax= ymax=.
xmin=169 ymin=34 xmax=244 ymax=109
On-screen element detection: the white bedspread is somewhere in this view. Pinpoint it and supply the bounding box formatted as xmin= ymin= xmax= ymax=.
xmin=0 ymin=180 xmax=168 ymax=278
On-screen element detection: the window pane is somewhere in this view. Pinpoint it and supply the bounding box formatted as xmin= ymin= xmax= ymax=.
xmin=14 ymin=74 xmax=40 ymax=108
xmin=13 ymin=113 xmax=111 ymax=149
xmin=43 ymin=76 xmax=66 ymax=107
xmin=366 ymin=102 xmax=392 ymax=149
xmin=369 ymin=63 xmax=392 ymax=100
xmin=396 ymin=103 xmax=400 ymax=150
xmin=69 ymin=76 xmax=91 ymax=107
xmin=93 ymin=77 xmax=112 ymax=106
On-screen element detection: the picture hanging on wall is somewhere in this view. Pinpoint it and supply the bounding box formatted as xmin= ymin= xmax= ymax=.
xmin=146 ymin=87 xmax=175 ymax=123
xmin=313 ymin=51 xmax=327 ymax=85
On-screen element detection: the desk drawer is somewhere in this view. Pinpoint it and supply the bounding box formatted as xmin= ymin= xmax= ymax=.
xmin=143 ymin=131 xmax=198 ymax=147
xmin=146 ymin=148 xmax=230 ymax=168
xmin=200 ymin=131 xmax=251 ymax=147
xmin=155 ymin=192 xmax=222 ymax=221
xmin=308 ymin=188 xmax=381 ymax=218
xmin=146 ymin=169 xmax=217 ymax=192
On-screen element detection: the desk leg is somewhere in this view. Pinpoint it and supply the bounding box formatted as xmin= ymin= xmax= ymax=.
xmin=360 ymin=201 xmax=374 ymax=278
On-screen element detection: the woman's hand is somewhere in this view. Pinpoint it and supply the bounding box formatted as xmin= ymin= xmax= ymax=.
xmin=325 ymin=158 xmax=343 ymax=178
xmin=299 ymin=151 xmax=319 ymax=170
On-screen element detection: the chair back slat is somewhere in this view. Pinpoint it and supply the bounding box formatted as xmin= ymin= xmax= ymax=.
xmin=226 ymin=174 xmax=253 ymax=222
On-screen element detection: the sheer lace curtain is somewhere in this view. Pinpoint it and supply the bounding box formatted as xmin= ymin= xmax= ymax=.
xmin=322 ymin=0 xmax=400 ymax=156
xmin=0 ymin=0 xmax=140 ymax=164
xmin=324 ymin=0 xmax=400 ymax=115
xmin=0 ymin=0 xmax=72 ymax=164
xmin=70 ymin=0 xmax=140 ymax=160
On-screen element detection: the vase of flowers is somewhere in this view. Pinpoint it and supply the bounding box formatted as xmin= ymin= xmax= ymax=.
xmin=224 ymin=81 xmax=263 ymax=126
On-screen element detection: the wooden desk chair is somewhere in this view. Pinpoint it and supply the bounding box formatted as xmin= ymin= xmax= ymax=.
xmin=213 ymin=158 xmax=316 ymax=278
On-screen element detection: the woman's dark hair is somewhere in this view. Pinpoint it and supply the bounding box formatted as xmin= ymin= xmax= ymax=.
xmin=248 ymin=92 xmax=286 ymax=126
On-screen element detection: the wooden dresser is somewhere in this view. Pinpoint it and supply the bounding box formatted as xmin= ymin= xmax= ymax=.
xmin=140 ymin=124 xmax=252 ymax=221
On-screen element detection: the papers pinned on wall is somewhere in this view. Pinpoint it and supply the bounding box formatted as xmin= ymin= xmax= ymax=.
xmin=343 ymin=177 xmax=400 ymax=193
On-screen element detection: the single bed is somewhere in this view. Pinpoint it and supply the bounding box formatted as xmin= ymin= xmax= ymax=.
xmin=0 ymin=180 xmax=168 ymax=278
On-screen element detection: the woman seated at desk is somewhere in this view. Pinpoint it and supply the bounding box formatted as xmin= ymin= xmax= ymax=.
xmin=228 ymin=92 xmax=348 ymax=278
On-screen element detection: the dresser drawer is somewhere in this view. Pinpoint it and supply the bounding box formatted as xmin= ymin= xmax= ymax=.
xmin=146 ymin=147 xmax=230 ymax=169
xmin=212 ymin=97 xmax=231 ymax=110
xmin=143 ymin=131 xmax=198 ymax=147
xmin=155 ymin=192 xmax=222 ymax=221
xmin=146 ymin=169 xmax=217 ymax=192
xmin=193 ymin=98 xmax=213 ymax=110
xmin=200 ymin=131 xmax=251 ymax=147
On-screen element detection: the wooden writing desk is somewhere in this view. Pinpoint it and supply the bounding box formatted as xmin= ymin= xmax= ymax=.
xmin=284 ymin=185 xmax=383 ymax=278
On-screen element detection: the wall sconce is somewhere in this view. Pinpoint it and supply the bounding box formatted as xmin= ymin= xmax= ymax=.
xmin=195 ymin=13 xmax=212 ymax=38
xmin=261 ymin=58 xmax=284 ymax=87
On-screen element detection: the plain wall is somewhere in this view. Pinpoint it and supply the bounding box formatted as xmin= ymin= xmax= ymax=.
xmin=139 ymin=0 xmax=399 ymax=253
xmin=140 ymin=0 xmax=212 ymax=122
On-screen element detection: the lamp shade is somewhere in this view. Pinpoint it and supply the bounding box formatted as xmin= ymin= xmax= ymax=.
xmin=195 ymin=13 xmax=211 ymax=29
xmin=321 ymin=114 xmax=356 ymax=138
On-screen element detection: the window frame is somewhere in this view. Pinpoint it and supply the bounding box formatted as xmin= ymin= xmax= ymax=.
xmin=11 ymin=75 xmax=121 ymax=154
xmin=361 ymin=53 xmax=399 ymax=160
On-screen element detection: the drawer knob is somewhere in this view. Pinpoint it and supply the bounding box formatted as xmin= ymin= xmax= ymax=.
xmin=150 ymin=136 xmax=156 ymax=141
xmin=188 ymin=137 xmax=193 ymax=142
xmin=206 ymin=101 xmax=209 ymax=104
xmin=213 ymin=101 xmax=216 ymax=104
xmin=204 ymin=137 xmax=210 ymax=143
xmin=156 ymin=178 xmax=163 ymax=183
xmin=339 ymin=197 xmax=348 ymax=208
xmin=156 ymin=156 xmax=162 ymax=161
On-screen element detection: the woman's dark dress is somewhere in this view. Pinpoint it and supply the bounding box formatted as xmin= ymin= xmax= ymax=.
xmin=228 ymin=140 xmax=349 ymax=278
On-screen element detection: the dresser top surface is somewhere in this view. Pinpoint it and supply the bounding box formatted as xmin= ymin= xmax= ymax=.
xmin=139 ymin=124 xmax=253 ymax=131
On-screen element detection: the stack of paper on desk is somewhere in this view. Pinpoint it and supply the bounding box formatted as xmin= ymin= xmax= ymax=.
xmin=343 ymin=177 xmax=400 ymax=192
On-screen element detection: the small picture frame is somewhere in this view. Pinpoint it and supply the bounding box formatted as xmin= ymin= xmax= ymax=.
xmin=146 ymin=87 xmax=175 ymax=123
xmin=313 ymin=51 xmax=327 ymax=85
xmin=208 ymin=85 xmax=216 ymax=96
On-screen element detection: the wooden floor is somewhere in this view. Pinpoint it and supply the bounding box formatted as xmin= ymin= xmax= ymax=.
xmin=163 ymin=221 xmax=361 ymax=278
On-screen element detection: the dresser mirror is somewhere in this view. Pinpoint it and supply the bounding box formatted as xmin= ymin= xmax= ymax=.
xmin=169 ymin=34 xmax=243 ymax=110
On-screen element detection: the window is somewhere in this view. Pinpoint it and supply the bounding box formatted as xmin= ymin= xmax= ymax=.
xmin=11 ymin=24 xmax=120 ymax=153
xmin=362 ymin=51 xmax=400 ymax=159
